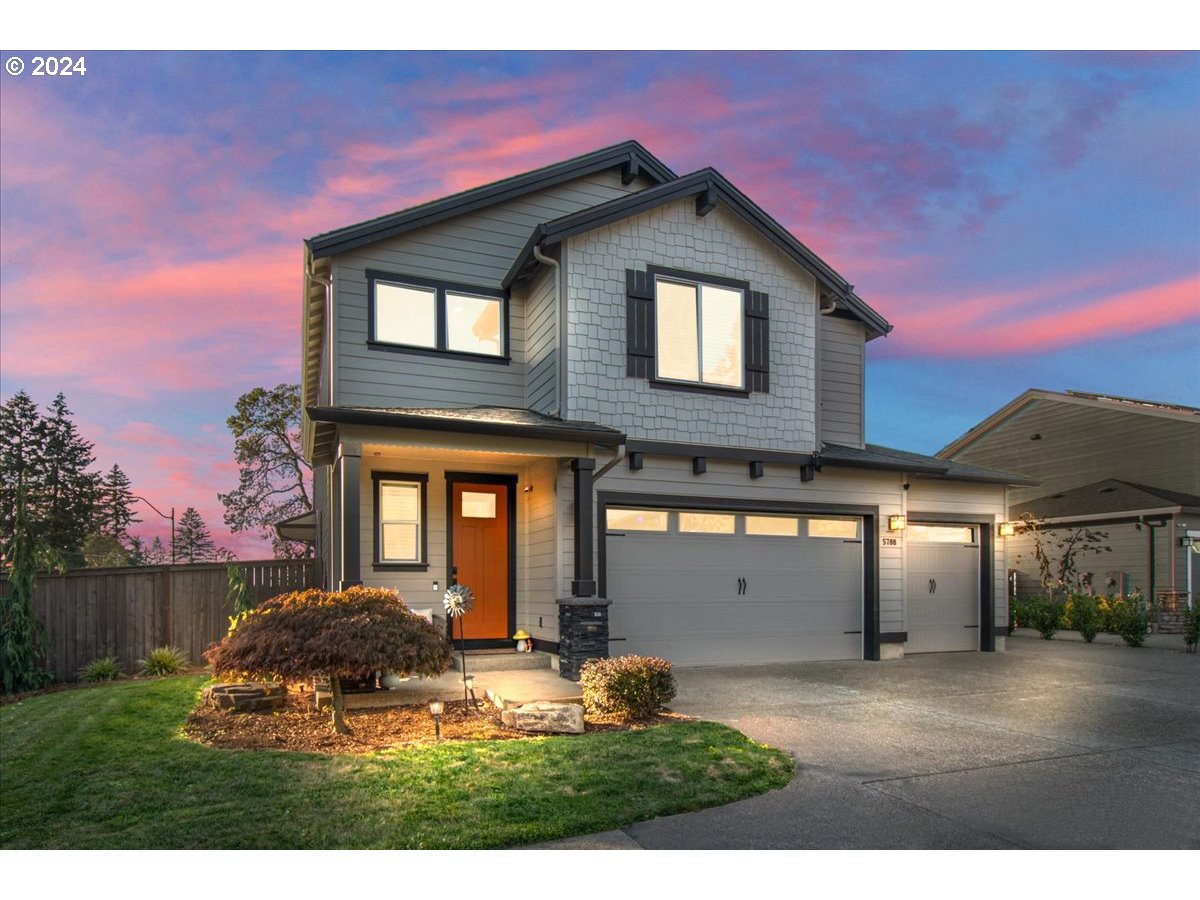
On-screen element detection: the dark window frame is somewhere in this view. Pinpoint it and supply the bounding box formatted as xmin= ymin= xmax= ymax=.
xmin=372 ymin=471 xmax=430 ymax=571
xmin=649 ymin=264 xmax=749 ymax=393
xmin=366 ymin=269 xmax=510 ymax=364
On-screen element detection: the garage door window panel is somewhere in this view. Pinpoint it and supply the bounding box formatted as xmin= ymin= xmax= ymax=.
xmin=606 ymin=508 xmax=669 ymax=532
xmin=679 ymin=512 xmax=736 ymax=534
xmin=908 ymin=524 xmax=976 ymax=544
xmin=807 ymin=518 xmax=860 ymax=539
xmin=745 ymin=515 xmax=800 ymax=537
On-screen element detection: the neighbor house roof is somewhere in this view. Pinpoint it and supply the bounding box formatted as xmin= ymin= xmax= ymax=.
xmin=305 ymin=141 xmax=676 ymax=259
xmin=821 ymin=442 xmax=1039 ymax=485
xmin=502 ymin=167 xmax=892 ymax=339
xmin=938 ymin=388 xmax=1200 ymax=458
xmin=307 ymin=405 xmax=626 ymax=446
xmin=1012 ymin=479 xmax=1200 ymax=521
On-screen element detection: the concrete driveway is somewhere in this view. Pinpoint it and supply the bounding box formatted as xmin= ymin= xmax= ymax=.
xmin=545 ymin=637 xmax=1200 ymax=849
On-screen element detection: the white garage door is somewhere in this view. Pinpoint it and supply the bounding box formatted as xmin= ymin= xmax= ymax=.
xmin=905 ymin=523 xmax=980 ymax=653
xmin=606 ymin=507 xmax=863 ymax=666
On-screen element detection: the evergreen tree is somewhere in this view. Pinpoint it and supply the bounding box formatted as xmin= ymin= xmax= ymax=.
xmin=0 ymin=392 xmax=45 ymax=555
xmin=176 ymin=507 xmax=216 ymax=563
xmin=1 ymin=480 xmax=53 ymax=692
xmin=145 ymin=536 xmax=168 ymax=566
xmin=36 ymin=394 xmax=101 ymax=565
xmin=100 ymin=464 xmax=139 ymax=543
xmin=127 ymin=535 xmax=148 ymax=566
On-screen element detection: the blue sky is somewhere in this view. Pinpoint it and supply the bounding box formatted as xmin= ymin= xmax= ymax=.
xmin=2 ymin=51 xmax=1197 ymax=554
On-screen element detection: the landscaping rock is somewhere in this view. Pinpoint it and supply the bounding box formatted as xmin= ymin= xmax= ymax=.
xmin=500 ymin=700 xmax=585 ymax=734
xmin=203 ymin=682 xmax=285 ymax=713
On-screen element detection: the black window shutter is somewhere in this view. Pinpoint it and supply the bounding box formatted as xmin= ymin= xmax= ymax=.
xmin=745 ymin=290 xmax=769 ymax=392
xmin=626 ymin=269 xmax=655 ymax=378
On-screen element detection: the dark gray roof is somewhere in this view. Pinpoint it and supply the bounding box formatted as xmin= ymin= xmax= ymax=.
xmin=307 ymin=405 xmax=625 ymax=444
xmin=306 ymin=141 xmax=676 ymax=258
xmin=821 ymin=443 xmax=1039 ymax=485
xmin=503 ymin=167 xmax=892 ymax=339
xmin=1013 ymin=479 xmax=1200 ymax=519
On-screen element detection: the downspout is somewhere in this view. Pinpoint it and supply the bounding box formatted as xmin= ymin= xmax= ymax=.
xmin=532 ymin=243 xmax=562 ymax=417
xmin=308 ymin=260 xmax=334 ymax=406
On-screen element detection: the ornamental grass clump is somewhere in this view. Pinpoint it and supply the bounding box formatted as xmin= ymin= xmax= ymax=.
xmin=138 ymin=646 xmax=189 ymax=676
xmin=79 ymin=656 xmax=123 ymax=682
xmin=205 ymin=586 xmax=452 ymax=734
xmin=579 ymin=654 xmax=676 ymax=720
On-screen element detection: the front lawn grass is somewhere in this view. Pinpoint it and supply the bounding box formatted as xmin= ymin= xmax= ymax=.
xmin=0 ymin=676 xmax=791 ymax=849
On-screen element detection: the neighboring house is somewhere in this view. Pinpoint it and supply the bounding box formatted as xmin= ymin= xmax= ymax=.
xmin=940 ymin=389 xmax=1200 ymax=606
xmin=295 ymin=141 xmax=1030 ymax=679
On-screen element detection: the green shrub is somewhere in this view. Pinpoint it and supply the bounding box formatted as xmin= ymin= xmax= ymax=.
xmin=78 ymin=656 xmax=123 ymax=682
xmin=579 ymin=655 xmax=676 ymax=720
xmin=1024 ymin=596 xmax=1064 ymax=640
xmin=1011 ymin=596 xmax=1036 ymax=630
xmin=137 ymin=646 xmax=189 ymax=676
xmin=1066 ymin=594 xmax=1104 ymax=643
xmin=1182 ymin=606 xmax=1199 ymax=654
xmin=1108 ymin=594 xmax=1151 ymax=647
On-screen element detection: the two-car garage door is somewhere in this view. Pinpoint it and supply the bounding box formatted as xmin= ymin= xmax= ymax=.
xmin=605 ymin=507 xmax=864 ymax=666
xmin=605 ymin=507 xmax=984 ymax=666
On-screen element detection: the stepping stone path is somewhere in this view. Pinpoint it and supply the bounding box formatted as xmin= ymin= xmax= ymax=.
xmin=500 ymin=700 xmax=585 ymax=734
xmin=203 ymin=682 xmax=286 ymax=713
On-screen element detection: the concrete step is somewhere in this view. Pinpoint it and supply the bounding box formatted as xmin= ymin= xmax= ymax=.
xmin=451 ymin=650 xmax=552 ymax=672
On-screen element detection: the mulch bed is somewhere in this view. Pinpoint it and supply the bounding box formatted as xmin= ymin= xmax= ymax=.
xmin=183 ymin=685 xmax=688 ymax=755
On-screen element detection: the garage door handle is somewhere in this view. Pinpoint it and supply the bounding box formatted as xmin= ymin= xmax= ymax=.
xmin=929 ymin=578 xmax=937 ymax=594
xmin=843 ymin=630 xmax=862 ymax=635
xmin=963 ymin=625 xmax=979 ymax=629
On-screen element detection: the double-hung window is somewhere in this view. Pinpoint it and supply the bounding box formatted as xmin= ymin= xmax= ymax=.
xmin=654 ymin=275 xmax=745 ymax=389
xmin=369 ymin=271 xmax=505 ymax=360
xmin=373 ymin=472 xmax=428 ymax=568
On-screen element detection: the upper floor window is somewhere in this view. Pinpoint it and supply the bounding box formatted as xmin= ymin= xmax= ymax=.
xmin=369 ymin=271 xmax=506 ymax=360
xmin=654 ymin=276 xmax=744 ymax=389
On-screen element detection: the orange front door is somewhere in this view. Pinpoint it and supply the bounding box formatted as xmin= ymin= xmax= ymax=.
xmin=450 ymin=481 xmax=511 ymax=641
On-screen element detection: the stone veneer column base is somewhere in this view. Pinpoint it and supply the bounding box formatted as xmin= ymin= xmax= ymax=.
xmin=556 ymin=596 xmax=612 ymax=681
xmin=879 ymin=643 xmax=904 ymax=661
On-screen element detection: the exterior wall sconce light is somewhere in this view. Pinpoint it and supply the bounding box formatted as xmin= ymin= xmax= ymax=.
xmin=429 ymin=700 xmax=444 ymax=741
xmin=999 ymin=522 xmax=1017 ymax=537
xmin=888 ymin=515 xmax=907 ymax=532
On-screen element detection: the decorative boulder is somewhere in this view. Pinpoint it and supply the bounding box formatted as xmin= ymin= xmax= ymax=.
xmin=501 ymin=701 xmax=585 ymax=734
xmin=203 ymin=682 xmax=285 ymax=713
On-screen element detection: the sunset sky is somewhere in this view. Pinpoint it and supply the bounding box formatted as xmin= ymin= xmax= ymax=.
xmin=2 ymin=50 xmax=1198 ymax=558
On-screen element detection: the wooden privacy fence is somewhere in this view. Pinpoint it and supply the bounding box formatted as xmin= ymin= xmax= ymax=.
xmin=0 ymin=559 xmax=315 ymax=683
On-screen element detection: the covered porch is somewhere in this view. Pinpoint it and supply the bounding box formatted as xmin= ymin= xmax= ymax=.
xmin=308 ymin=405 xmax=623 ymax=673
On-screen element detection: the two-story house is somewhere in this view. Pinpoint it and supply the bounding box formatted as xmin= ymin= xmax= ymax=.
xmin=295 ymin=141 xmax=1030 ymax=679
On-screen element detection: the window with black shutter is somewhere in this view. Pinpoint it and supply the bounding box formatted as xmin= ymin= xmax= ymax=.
xmin=625 ymin=266 xmax=769 ymax=395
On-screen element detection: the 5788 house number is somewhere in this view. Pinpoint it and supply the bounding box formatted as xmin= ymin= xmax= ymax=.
xmin=31 ymin=56 xmax=87 ymax=76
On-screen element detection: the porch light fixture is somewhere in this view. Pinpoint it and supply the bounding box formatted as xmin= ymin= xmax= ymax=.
xmin=888 ymin=514 xmax=907 ymax=532
xmin=429 ymin=700 xmax=444 ymax=741
xmin=999 ymin=522 xmax=1017 ymax=537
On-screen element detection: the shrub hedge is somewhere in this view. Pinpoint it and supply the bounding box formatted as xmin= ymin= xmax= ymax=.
xmin=579 ymin=655 xmax=676 ymax=720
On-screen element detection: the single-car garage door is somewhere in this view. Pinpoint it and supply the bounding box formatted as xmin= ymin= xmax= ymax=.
xmin=605 ymin=507 xmax=863 ymax=666
xmin=905 ymin=523 xmax=980 ymax=653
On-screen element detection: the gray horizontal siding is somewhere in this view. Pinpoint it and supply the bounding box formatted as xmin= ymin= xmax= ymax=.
xmin=1005 ymin=519 xmax=1179 ymax=600
xmin=331 ymin=170 xmax=650 ymax=410
xmin=952 ymin=400 xmax=1199 ymax=505
xmin=819 ymin=315 xmax=865 ymax=448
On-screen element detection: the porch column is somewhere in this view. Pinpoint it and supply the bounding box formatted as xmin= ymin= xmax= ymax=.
xmin=570 ymin=457 xmax=596 ymax=596
xmin=557 ymin=457 xmax=607 ymax=681
xmin=337 ymin=443 xmax=362 ymax=590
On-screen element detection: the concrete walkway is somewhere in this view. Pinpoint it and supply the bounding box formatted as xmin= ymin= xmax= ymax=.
xmin=537 ymin=638 xmax=1200 ymax=849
